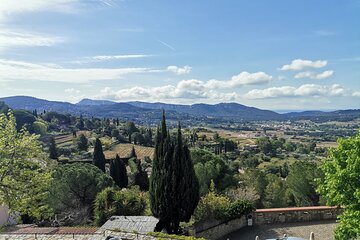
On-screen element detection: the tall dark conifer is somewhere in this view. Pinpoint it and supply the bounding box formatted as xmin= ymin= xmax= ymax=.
xmin=110 ymin=154 xmax=128 ymax=188
xmin=93 ymin=138 xmax=106 ymax=172
xmin=134 ymin=159 xmax=149 ymax=191
xmin=150 ymin=111 xmax=199 ymax=234
xmin=49 ymin=136 xmax=58 ymax=160
xmin=129 ymin=146 xmax=137 ymax=159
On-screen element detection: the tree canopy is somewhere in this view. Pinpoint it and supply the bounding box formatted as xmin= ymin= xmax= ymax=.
xmin=0 ymin=111 xmax=53 ymax=220
xmin=318 ymin=132 xmax=360 ymax=239
xmin=48 ymin=163 xmax=113 ymax=224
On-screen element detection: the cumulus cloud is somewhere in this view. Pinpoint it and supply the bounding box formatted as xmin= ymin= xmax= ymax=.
xmin=244 ymin=84 xmax=347 ymax=99
xmin=0 ymin=59 xmax=151 ymax=83
xmin=65 ymin=88 xmax=81 ymax=94
xmin=280 ymin=59 xmax=327 ymax=71
xmin=95 ymin=71 xmax=272 ymax=101
xmin=352 ymin=91 xmax=360 ymax=97
xmin=294 ymin=70 xmax=334 ymax=80
xmin=206 ymin=72 xmax=272 ymax=88
xmin=96 ymin=85 xmax=240 ymax=102
xmin=167 ymin=65 xmax=192 ymax=75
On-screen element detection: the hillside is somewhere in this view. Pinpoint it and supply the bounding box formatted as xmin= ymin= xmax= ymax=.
xmin=0 ymin=96 xmax=359 ymax=123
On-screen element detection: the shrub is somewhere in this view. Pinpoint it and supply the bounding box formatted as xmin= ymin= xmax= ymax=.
xmin=194 ymin=182 xmax=254 ymax=223
xmin=94 ymin=186 xmax=147 ymax=226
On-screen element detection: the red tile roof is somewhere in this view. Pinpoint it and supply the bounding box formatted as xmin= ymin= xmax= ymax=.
xmin=4 ymin=225 xmax=98 ymax=235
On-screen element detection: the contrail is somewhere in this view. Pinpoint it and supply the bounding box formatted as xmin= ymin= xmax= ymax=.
xmin=157 ymin=40 xmax=176 ymax=51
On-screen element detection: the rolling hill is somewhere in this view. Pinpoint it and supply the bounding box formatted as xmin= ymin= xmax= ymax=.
xmin=0 ymin=96 xmax=359 ymax=123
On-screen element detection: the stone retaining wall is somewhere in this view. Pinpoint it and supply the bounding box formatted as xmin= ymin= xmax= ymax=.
xmin=253 ymin=206 xmax=342 ymax=225
xmin=195 ymin=216 xmax=247 ymax=240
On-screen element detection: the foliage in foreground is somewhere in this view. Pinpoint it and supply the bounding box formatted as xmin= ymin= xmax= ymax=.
xmin=94 ymin=186 xmax=147 ymax=226
xmin=194 ymin=181 xmax=254 ymax=223
xmin=318 ymin=132 xmax=360 ymax=240
xmin=0 ymin=111 xmax=53 ymax=221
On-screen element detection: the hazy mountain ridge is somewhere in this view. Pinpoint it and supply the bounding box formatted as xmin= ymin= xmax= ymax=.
xmin=0 ymin=96 xmax=359 ymax=123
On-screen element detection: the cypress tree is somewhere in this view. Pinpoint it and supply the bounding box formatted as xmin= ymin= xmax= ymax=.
xmin=129 ymin=146 xmax=137 ymax=159
xmin=77 ymin=114 xmax=85 ymax=130
xmin=93 ymin=138 xmax=106 ymax=172
xmin=77 ymin=134 xmax=89 ymax=151
xmin=150 ymin=112 xmax=199 ymax=234
xmin=110 ymin=154 xmax=128 ymax=188
xmin=134 ymin=159 xmax=149 ymax=191
xmin=49 ymin=136 xmax=58 ymax=160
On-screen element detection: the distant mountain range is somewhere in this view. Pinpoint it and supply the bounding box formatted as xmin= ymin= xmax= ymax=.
xmin=0 ymin=96 xmax=359 ymax=123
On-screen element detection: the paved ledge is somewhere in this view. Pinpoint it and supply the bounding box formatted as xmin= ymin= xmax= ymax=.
xmin=255 ymin=206 xmax=339 ymax=213
xmin=221 ymin=220 xmax=337 ymax=240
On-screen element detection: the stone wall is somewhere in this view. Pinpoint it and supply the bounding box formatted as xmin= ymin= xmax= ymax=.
xmin=195 ymin=216 xmax=247 ymax=240
xmin=253 ymin=206 xmax=342 ymax=225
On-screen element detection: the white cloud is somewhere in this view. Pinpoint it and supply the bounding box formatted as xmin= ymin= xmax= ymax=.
xmin=96 ymin=85 xmax=241 ymax=102
xmin=0 ymin=59 xmax=151 ymax=83
xmin=0 ymin=0 xmax=79 ymax=21
xmin=294 ymin=70 xmax=334 ymax=80
xmin=65 ymin=88 xmax=81 ymax=94
xmin=206 ymin=72 xmax=272 ymax=88
xmin=95 ymin=71 xmax=272 ymax=101
xmin=280 ymin=59 xmax=327 ymax=71
xmin=167 ymin=65 xmax=192 ymax=75
xmin=352 ymin=91 xmax=360 ymax=97
xmin=73 ymin=54 xmax=151 ymax=64
xmin=245 ymin=84 xmax=347 ymax=99
xmin=0 ymin=1 xmax=82 ymax=52
xmin=0 ymin=30 xmax=63 ymax=52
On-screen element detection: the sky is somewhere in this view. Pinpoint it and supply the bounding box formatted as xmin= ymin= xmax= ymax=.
xmin=0 ymin=0 xmax=359 ymax=111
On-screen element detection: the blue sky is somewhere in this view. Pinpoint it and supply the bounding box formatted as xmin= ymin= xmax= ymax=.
xmin=0 ymin=0 xmax=359 ymax=110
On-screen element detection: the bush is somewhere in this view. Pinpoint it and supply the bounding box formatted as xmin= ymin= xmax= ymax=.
xmin=57 ymin=147 xmax=76 ymax=157
xmin=94 ymin=186 xmax=147 ymax=226
xmin=194 ymin=182 xmax=254 ymax=223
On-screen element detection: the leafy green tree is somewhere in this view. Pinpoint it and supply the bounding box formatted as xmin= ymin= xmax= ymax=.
xmin=48 ymin=163 xmax=113 ymax=224
xmin=287 ymin=161 xmax=322 ymax=206
xmin=149 ymin=113 xmax=200 ymax=234
xmin=0 ymin=101 xmax=9 ymax=113
xmin=318 ymin=132 xmax=360 ymax=239
xmin=110 ymin=154 xmax=128 ymax=188
xmin=192 ymin=148 xmax=237 ymax=195
xmin=263 ymin=174 xmax=287 ymax=208
xmin=94 ymin=186 xmax=147 ymax=226
xmin=111 ymin=129 xmax=120 ymax=139
xmin=243 ymin=169 xmax=268 ymax=207
xmin=0 ymin=111 xmax=53 ymax=221
xmin=13 ymin=109 xmax=36 ymax=131
xmin=93 ymin=138 xmax=106 ymax=172
xmin=49 ymin=136 xmax=58 ymax=160
xmin=256 ymin=137 xmax=275 ymax=156
xmin=77 ymin=134 xmax=89 ymax=151
xmin=32 ymin=120 xmax=48 ymax=135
